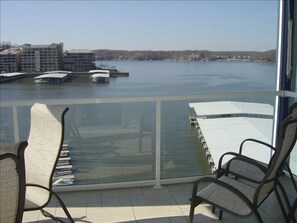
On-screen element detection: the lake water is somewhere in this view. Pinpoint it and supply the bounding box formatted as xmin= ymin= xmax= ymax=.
xmin=0 ymin=61 xmax=277 ymax=184
xmin=0 ymin=60 xmax=276 ymax=100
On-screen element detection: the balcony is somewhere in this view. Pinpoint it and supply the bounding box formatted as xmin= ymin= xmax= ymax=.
xmin=22 ymin=175 xmax=296 ymax=222
xmin=1 ymin=92 xmax=296 ymax=222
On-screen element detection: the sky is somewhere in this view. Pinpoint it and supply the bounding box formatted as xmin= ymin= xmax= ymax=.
xmin=0 ymin=0 xmax=279 ymax=51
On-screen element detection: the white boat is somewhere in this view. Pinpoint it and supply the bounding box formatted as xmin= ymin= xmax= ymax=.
xmin=89 ymin=70 xmax=110 ymax=83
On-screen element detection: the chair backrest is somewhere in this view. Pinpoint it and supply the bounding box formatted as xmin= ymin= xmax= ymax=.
xmin=25 ymin=103 xmax=68 ymax=198
xmin=0 ymin=141 xmax=27 ymax=223
xmin=256 ymin=109 xmax=297 ymax=203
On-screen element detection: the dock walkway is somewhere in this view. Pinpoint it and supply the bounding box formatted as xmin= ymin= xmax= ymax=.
xmin=189 ymin=101 xmax=274 ymax=172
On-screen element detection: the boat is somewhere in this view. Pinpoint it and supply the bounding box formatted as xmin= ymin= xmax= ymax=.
xmin=89 ymin=70 xmax=110 ymax=83
xmin=34 ymin=72 xmax=70 ymax=84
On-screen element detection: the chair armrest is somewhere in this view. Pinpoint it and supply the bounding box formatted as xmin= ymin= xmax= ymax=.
xmin=239 ymin=138 xmax=275 ymax=155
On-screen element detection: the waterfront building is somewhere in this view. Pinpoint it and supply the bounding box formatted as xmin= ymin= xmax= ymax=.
xmin=0 ymin=48 xmax=21 ymax=72
xmin=20 ymin=43 xmax=63 ymax=72
xmin=63 ymin=49 xmax=96 ymax=71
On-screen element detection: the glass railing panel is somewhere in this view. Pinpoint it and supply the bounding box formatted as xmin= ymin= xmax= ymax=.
xmin=63 ymin=102 xmax=156 ymax=185
xmin=160 ymin=100 xmax=211 ymax=179
xmin=0 ymin=92 xmax=284 ymax=188
xmin=0 ymin=106 xmax=14 ymax=144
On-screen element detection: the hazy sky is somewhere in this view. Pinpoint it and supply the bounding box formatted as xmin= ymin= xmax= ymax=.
xmin=1 ymin=0 xmax=279 ymax=51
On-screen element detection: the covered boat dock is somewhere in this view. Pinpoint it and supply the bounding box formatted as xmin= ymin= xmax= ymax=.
xmin=34 ymin=72 xmax=70 ymax=84
xmin=189 ymin=101 xmax=274 ymax=172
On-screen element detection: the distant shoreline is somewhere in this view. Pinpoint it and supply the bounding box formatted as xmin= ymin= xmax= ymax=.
xmin=93 ymin=49 xmax=276 ymax=63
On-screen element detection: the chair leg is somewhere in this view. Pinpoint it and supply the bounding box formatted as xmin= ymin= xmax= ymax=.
xmin=275 ymin=182 xmax=291 ymax=223
xmin=219 ymin=210 xmax=223 ymax=220
xmin=189 ymin=203 xmax=195 ymax=223
xmin=284 ymin=162 xmax=297 ymax=192
xmin=288 ymin=198 xmax=297 ymax=223
xmin=52 ymin=191 xmax=75 ymax=223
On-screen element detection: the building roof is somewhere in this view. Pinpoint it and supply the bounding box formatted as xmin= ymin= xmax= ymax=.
xmin=22 ymin=43 xmax=62 ymax=48
xmin=0 ymin=49 xmax=18 ymax=55
xmin=189 ymin=101 xmax=274 ymax=170
xmin=67 ymin=49 xmax=93 ymax=54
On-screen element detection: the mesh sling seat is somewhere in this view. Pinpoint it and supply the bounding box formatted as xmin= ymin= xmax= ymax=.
xmin=23 ymin=103 xmax=74 ymax=223
xmin=189 ymin=109 xmax=297 ymax=223
xmin=0 ymin=141 xmax=27 ymax=223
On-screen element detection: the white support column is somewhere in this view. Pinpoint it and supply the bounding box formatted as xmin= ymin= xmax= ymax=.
xmin=154 ymin=100 xmax=162 ymax=189
xmin=12 ymin=105 xmax=20 ymax=142
xmin=273 ymin=0 xmax=285 ymax=148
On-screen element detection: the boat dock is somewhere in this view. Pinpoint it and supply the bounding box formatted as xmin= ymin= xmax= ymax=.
xmin=189 ymin=101 xmax=274 ymax=172
xmin=53 ymin=144 xmax=74 ymax=186
xmin=0 ymin=72 xmax=26 ymax=83
xmin=34 ymin=72 xmax=70 ymax=84
xmin=73 ymin=70 xmax=129 ymax=77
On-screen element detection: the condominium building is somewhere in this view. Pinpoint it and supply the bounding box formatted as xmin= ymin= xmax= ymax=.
xmin=63 ymin=49 xmax=96 ymax=71
xmin=20 ymin=43 xmax=63 ymax=72
xmin=0 ymin=48 xmax=21 ymax=72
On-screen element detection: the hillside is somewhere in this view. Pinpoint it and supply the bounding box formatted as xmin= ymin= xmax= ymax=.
xmin=93 ymin=49 xmax=276 ymax=62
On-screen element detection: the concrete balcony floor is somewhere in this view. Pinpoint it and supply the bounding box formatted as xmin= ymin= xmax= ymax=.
xmin=23 ymin=175 xmax=296 ymax=223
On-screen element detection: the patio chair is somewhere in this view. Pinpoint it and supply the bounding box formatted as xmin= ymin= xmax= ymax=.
xmin=217 ymin=102 xmax=297 ymax=188
xmin=23 ymin=103 xmax=74 ymax=223
xmin=189 ymin=108 xmax=297 ymax=223
xmin=0 ymin=141 xmax=27 ymax=223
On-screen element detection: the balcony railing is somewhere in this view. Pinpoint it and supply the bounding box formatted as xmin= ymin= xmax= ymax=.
xmin=1 ymin=90 xmax=296 ymax=192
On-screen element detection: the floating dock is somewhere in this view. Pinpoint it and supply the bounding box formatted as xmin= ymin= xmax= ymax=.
xmin=34 ymin=72 xmax=70 ymax=84
xmin=189 ymin=101 xmax=274 ymax=172
xmin=0 ymin=72 xmax=26 ymax=83
xmin=53 ymin=144 xmax=74 ymax=186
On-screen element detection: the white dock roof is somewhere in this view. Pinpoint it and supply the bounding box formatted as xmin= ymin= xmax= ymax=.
xmin=189 ymin=101 xmax=274 ymax=169
xmin=34 ymin=73 xmax=69 ymax=79
xmin=0 ymin=72 xmax=25 ymax=77
xmin=91 ymin=73 xmax=110 ymax=78
xmin=89 ymin=69 xmax=110 ymax=74
xmin=44 ymin=70 xmax=72 ymax=74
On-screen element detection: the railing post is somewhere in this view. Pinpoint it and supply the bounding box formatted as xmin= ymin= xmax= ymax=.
xmin=154 ymin=100 xmax=162 ymax=189
xmin=12 ymin=105 xmax=20 ymax=142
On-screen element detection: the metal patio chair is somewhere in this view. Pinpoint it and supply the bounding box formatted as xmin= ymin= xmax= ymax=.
xmin=23 ymin=103 xmax=74 ymax=223
xmin=217 ymin=102 xmax=297 ymax=190
xmin=189 ymin=108 xmax=297 ymax=223
xmin=0 ymin=141 xmax=27 ymax=223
